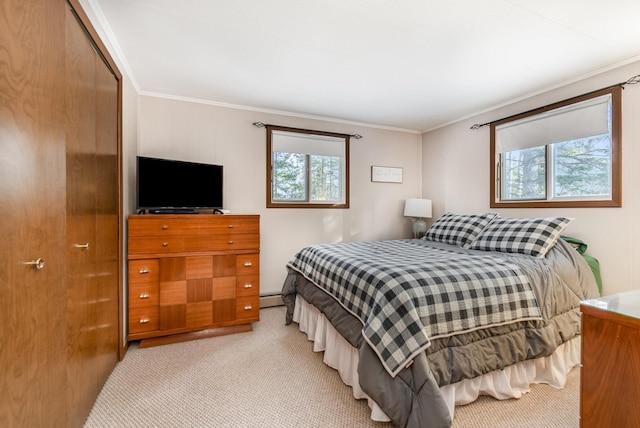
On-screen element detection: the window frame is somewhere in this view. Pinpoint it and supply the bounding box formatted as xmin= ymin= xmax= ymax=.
xmin=266 ymin=125 xmax=350 ymax=209
xmin=490 ymin=86 xmax=622 ymax=208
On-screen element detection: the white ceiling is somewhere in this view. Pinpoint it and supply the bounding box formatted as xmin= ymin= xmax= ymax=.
xmin=89 ymin=0 xmax=640 ymax=132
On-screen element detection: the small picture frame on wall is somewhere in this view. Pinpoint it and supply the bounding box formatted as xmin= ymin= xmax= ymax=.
xmin=371 ymin=166 xmax=403 ymax=183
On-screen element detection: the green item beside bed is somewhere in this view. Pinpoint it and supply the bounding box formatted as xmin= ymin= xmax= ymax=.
xmin=561 ymin=235 xmax=602 ymax=294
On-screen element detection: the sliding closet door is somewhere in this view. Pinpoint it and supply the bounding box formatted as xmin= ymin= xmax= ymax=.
xmin=94 ymin=43 xmax=120 ymax=388
xmin=65 ymin=4 xmax=99 ymax=425
xmin=0 ymin=1 xmax=68 ymax=427
xmin=64 ymin=4 xmax=120 ymax=425
xmin=1 ymin=1 xmax=120 ymax=426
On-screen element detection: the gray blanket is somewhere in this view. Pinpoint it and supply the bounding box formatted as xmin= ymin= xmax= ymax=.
xmin=282 ymin=239 xmax=599 ymax=428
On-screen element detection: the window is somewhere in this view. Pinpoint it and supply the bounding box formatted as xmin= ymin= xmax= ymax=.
xmin=490 ymin=86 xmax=621 ymax=208
xmin=266 ymin=125 xmax=349 ymax=208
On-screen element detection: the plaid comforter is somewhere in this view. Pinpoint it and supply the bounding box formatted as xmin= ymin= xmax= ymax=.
xmin=287 ymin=239 xmax=543 ymax=377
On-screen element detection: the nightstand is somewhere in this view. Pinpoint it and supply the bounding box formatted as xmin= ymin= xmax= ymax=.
xmin=580 ymin=290 xmax=640 ymax=428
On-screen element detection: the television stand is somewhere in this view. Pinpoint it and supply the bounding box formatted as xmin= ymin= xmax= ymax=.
xmin=127 ymin=214 xmax=260 ymax=344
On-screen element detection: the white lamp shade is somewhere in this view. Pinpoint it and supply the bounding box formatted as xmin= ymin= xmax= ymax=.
xmin=404 ymin=198 xmax=432 ymax=218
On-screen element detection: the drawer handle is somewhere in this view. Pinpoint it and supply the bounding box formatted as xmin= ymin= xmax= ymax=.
xmin=74 ymin=243 xmax=90 ymax=250
xmin=139 ymin=269 xmax=150 ymax=274
xmin=243 ymin=262 xmax=253 ymax=267
xmin=162 ymin=225 xmax=169 ymax=230
xmin=228 ymin=224 xmax=233 ymax=228
xmin=244 ymin=305 xmax=252 ymax=311
xmin=162 ymin=242 xmax=168 ymax=247
xmin=228 ymin=240 xmax=234 ymax=244
xmin=139 ymin=318 xmax=150 ymax=324
xmin=244 ymin=284 xmax=252 ymax=289
xmin=139 ymin=293 xmax=150 ymax=299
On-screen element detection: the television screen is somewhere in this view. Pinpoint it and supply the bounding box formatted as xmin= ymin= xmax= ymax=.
xmin=136 ymin=156 xmax=223 ymax=212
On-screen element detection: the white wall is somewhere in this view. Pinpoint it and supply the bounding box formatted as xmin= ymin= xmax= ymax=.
xmin=121 ymin=77 xmax=139 ymax=226
xmin=138 ymin=96 xmax=423 ymax=294
xmin=422 ymin=60 xmax=640 ymax=296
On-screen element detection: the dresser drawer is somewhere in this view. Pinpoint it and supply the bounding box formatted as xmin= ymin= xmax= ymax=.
xmin=128 ymin=307 xmax=160 ymax=334
xmin=236 ymin=295 xmax=260 ymax=320
xmin=199 ymin=217 xmax=259 ymax=235
xmin=128 ymin=259 xmax=160 ymax=284
xmin=129 ymin=234 xmax=259 ymax=254
xmin=128 ymin=218 xmax=203 ymax=236
xmin=129 ymin=236 xmax=187 ymax=254
xmin=128 ymin=282 xmax=159 ymax=309
xmin=236 ymin=253 xmax=259 ymax=275
xmin=128 ymin=215 xmax=259 ymax=237
xmin=236 ymin=275 xmax=259 ymax=297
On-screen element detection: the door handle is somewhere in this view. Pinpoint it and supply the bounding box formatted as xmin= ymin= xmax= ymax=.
xmin=25 ymin=258 xmax=45 ymax=270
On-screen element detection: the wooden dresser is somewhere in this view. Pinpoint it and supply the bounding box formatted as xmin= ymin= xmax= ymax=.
xmin=127 ymin=214 xmax=260 ymax=345
xmin=580 ymin=290 xmax=640 ymax=428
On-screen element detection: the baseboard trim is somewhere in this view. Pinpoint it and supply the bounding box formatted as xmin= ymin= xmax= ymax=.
xmin=260 ymin=294 xmax=284 ymax=308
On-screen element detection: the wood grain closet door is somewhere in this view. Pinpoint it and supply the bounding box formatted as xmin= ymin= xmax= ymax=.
xmin=0 ymin=1 xmax=68 ymax=427
xmin=65 ymin=5 xmax=99 ymax=426
xmin=94 ymin=42 xmax=119 ymax=390
xmin=64 ymin=5 xmax=120 ymax=425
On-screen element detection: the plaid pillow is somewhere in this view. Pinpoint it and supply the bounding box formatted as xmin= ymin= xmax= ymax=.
xmin=423 ymin=212 xmax=498 ymax=248
xmin=468 ymin=216 xmax=572 ymax=258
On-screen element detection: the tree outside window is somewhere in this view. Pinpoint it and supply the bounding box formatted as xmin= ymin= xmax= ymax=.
xmin=267 ymin=126 xmax=349 ymax=208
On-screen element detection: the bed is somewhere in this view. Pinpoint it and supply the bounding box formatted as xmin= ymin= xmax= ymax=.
xmin=281 ymin=213 xmax=600 ymax=428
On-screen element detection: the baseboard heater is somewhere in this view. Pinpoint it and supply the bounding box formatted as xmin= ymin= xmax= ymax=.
xmin=260 ymin=293 xmax=284 ymax=308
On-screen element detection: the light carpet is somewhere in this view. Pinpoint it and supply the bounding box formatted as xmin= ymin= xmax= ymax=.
xmin=85 ymin=306 xmax=579 ymax=427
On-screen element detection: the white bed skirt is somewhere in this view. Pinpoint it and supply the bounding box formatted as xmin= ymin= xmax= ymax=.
xmin=292 ymin=295 xmax=581 ymax=422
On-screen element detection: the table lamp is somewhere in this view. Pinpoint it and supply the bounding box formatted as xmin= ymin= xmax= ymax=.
xmin=404 ymin=198 xmax=432 ymax=238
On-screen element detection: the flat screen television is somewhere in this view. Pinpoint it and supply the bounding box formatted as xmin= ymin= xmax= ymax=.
xmin=136 ymin=156 xmax=223 ymax=213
